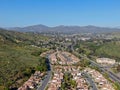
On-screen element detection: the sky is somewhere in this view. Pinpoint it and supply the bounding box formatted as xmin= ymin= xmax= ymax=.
xmin=0 ymin=0 xmax=120 ymax=27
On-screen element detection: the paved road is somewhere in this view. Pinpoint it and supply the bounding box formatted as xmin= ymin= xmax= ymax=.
xmin=84 ymin=72 xmax=97 ymax=90
xmin=37 ymin=56 xmax=52 ymax=90
xmin=62 ymin=53 xmax=72 ymax=61
xmin=89 ymin=59 xmax=120 ymax=84
xmin=69 ymin=44 xmax=120 ymax=84
xmin=37 ymin=71 xmax=51 ymax=90
xmin=69 ymin=45 xmax=120 ymax=84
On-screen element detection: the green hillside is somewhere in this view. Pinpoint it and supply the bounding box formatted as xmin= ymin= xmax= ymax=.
xmin=0 ymin=29 xmax=49 ymax=45
xmin=95 ymin=41 xmax=120 ymax=60
xmin=75 ymin=40 xmax=120 ymax=61
xmin=0 ymin=29 xmax=49 ymax=89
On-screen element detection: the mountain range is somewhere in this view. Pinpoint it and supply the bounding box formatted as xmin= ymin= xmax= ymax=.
xmin=5 ymin=24 xmax=120 ymax=34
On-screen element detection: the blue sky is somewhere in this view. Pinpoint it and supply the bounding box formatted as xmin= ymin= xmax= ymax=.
xmin=0 ymin=0 xmax=120 ymax=27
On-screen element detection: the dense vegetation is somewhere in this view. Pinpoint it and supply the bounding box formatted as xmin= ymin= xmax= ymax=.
xmin=75 ymin=40 xmax=120 ymax=61
xmin=61 ymin=73 xmax=76 ymax=90
xmin=95 ymin=41 xmax=120 ymax=60
xmin=0 ymin=29 xmax=49 ymax=45
xmin=0 ymin=29 xmax=49 ymax=90
xmin=36 ymin=57 xmax=48 ymax=72
xmin=114 ymin=82 xmax=120 ymax=90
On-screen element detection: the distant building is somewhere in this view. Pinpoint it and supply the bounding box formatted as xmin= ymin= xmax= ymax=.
xmin=96 ymin=58 xmax=116 ymax=65
xmin=79 ymin=37 xmax=90 ymax=41
xmin=65 ymin=38 xmax=71 ymax=41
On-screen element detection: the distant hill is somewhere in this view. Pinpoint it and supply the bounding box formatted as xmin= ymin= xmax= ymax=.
xmin=8 ymin=24 xmax=50 ymax=32
xmin=6 ymin=24 xmax=120 ymax=33
xmin=0 ymin=28 xmax=49 ymax=45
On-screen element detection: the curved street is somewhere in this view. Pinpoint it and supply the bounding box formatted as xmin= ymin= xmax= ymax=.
xmin=83 ymin=72 xmax=97 ymax=90
xmin=37 ymin=56 xmax=52 ymax=90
